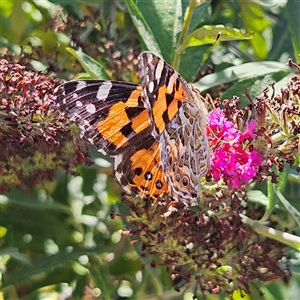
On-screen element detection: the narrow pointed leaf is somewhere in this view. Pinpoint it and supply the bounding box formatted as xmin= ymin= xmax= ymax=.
xmin=125 ymin=0 xmax=162 ymax=57
xmin=179 ymin=25 xmax=252 ymax=52
xmin=195 ymin=61 xmax=291 ymax=91
xmin=66 ymin=47 xmax=110 ymax=80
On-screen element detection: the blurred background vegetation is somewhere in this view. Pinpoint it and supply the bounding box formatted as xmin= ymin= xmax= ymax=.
xmin=0 ymin=0 xmax=299 ymax=299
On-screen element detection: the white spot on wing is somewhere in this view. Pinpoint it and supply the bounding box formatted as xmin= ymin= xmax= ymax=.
xmin=96 ymin=81 xmax=112 ymax=100
xmin=86 ymin=103 xmax=96 ymax=114
xmin=167 ymin=73 xmax=177 ymax=93
xmin=76 ymin=101 xmax=83 ymax=107
xmin=114 ymin=158 xmax=122 ymax=181
xmin=114 ymin=155 xmax=130 ymax=194
xmin=97 ymin=148 xmax=107 ymax=155
xmin=148 ymin=81 xmax=154 ymax=93
xmin=88 ymin=137 xmax=95 ymax=145
xmin=146 ymin=53 xmax=152 ymax=64
xmin=155 ymin=60 xmax=164 ymax=80
xmin=76 ymin=81 xmax=87 ymax=90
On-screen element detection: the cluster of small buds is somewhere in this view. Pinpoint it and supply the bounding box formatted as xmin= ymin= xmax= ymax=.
xmin=122 ymin=193 xmax=290 ymax=297
xmin=0 ymin=58 xmax=88 ymax=192
xmin=251 ymin=79 xmax=300 ymax=177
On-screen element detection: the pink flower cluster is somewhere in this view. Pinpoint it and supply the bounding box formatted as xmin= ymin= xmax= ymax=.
xmin=207 ymin=108 xmax=262 ymax=189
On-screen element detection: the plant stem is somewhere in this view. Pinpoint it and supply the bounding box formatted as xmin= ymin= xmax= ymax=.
xmin=173 ymin=0 xmax=204 ymax=70
xmin=240 ymin=214 xmax=300 ymax=250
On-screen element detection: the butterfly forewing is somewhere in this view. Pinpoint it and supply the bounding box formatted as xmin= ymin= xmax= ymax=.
xmin=138 ymin=52 xmax=195 ymax=139
xmin=55 ymin=80 xmax=151 ymax=155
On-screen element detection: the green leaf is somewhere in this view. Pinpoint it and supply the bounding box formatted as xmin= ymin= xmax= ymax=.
xmin=258 ymin=176 xmax=280 ymax=223
xmin=129 ymin=0 xmax=185 ymax=62
xmin=0 ymin=247 xmax=31 ymax=263
xmin=257 ymin=274 xmax=300 ymax=300
xmin=177 ymin=46 xmax=208 ymax=81
xmin=282 ymin=166 xmax=300 ymax=203
xmin=0 ymin=191 xmax=74 ymax=242
xmin=2 ymin=247 xmax=110 ymax=289
xmin=274 ymin=185 xmax=300 ymax=229
xmin=232 ymin=289 xmax=251 ymax=300
xmin=125 ymin=0 xmax=162 ymax=57
xmin=178 ymin=25 xmax=252 ymax=52
xmin=66 ymin=47 xmax=110 ymax=80
xmin=88 ymin=256 xmax=112 ymax=300
xmin=239 ymin=1 xmax=271 ymax=60
xmin=286 ymin=0 xmax=300 ymax=61
xmin=0 ymin=36 xmax=20 ymax=54
xmin=220 ymin=70 xmax=291 ymax=104
xmin=184 ymin=1 xmax=212 ymax=34
xmin=195 ymin=61 xmax=292 ymax=92
xmin=247 ymin=190 xmax=269 ymax=207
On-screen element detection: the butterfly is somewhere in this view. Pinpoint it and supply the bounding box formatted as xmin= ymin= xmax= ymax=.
xmin=55 ymin=52 xmax=209 ymax=206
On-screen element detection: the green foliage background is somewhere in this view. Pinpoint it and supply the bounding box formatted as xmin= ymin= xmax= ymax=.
xmin=0 ymin=0 xmax=299 ymax=299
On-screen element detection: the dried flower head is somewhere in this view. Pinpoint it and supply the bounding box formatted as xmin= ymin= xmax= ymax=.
xmin=0 ymin=58 xmax=88 ymax=192
xmin=122 ymin=193 xmax=290 ymax=297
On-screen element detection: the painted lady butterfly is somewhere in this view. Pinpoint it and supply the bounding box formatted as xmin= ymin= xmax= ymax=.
xmin=55 ymin=52 xmax=209 ymax=206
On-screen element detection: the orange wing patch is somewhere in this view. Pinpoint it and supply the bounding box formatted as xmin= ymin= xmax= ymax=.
xmin=138 ymin=52 xmax=190 ymax=138
xmin=152 ymin=83 xmax=187 ymax=135
xmin=97 ymin=87 xmax=151 ymax=152
xmin=167 ymin=84 xmax=186 ymax=121
xmin=115 ymin=137 xmax=168 ymax=201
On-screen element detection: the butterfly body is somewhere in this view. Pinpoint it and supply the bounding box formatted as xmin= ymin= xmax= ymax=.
xmin=55 ymin=52 xmax=209 ymax=206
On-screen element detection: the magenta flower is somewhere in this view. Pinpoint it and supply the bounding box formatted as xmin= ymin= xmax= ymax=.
xmin=207 ymin=108 xmax=262 ymax=189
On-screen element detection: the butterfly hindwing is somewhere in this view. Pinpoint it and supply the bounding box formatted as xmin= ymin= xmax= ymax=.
xmin=159 ymin=100 xmax=209 ymax=205
xmin=115 ymin=135 xmax=168 ymax=201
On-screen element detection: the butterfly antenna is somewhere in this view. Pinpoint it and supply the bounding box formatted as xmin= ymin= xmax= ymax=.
xmin=201 ymin=93 xmax=216 ymax=111
xmin=192 ymin=32 xmax=221 ymax=83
